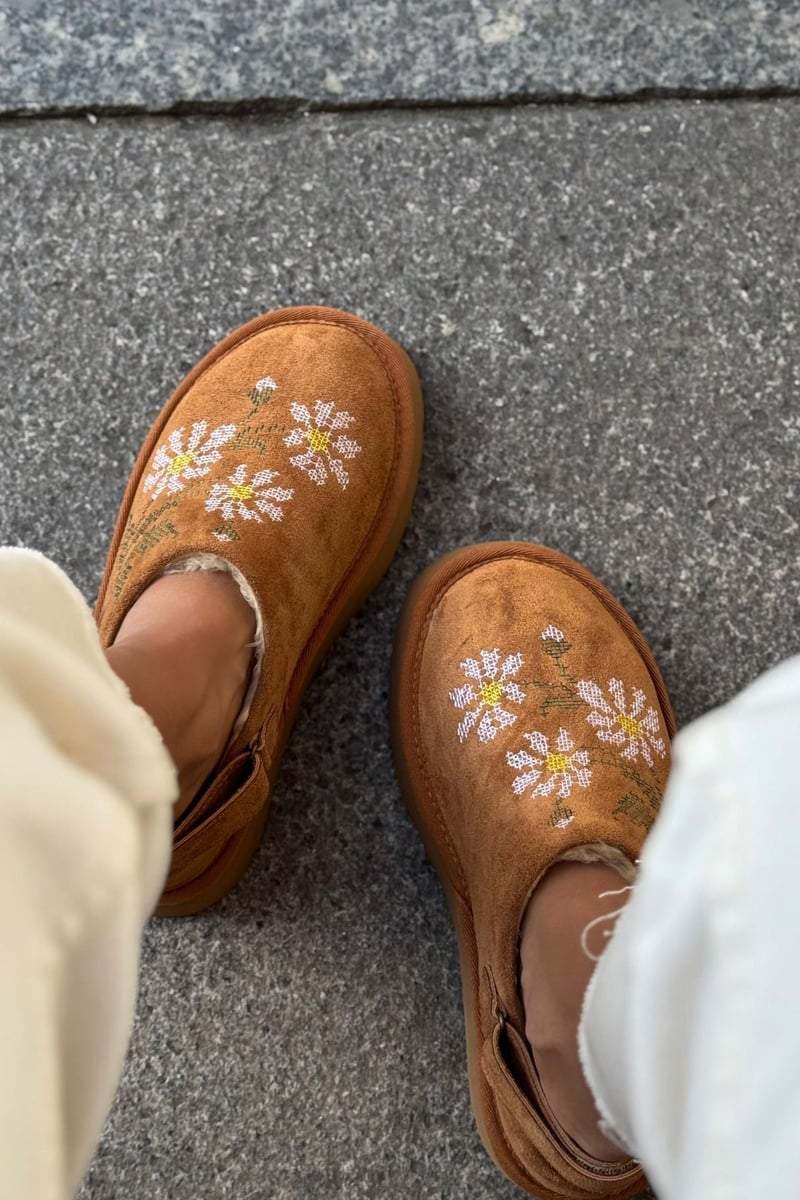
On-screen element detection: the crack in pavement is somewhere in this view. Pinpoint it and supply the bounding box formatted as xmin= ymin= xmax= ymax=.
xmin=1 ymin=83 xmax=800 ymax=126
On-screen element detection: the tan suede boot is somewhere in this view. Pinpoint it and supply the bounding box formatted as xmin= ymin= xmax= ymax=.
xmin=96 ymin=306 xmax=423 ymax=915
xmin=391 ymin=542 xmax=675 ymax=1199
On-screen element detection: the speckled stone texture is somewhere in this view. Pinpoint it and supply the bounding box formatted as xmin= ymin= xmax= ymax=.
xmin=2 ymin=1 xmax=800 ymax=113
xmin=1 ymin=101 xmax=798 ymax=1198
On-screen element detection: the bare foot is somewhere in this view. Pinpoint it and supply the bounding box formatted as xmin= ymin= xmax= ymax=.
xmin=520 ymin=861 xmax=629 ymax=1161
xmin=105 ymin=570 xmax=255 ymax=820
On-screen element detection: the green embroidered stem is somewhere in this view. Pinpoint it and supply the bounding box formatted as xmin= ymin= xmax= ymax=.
xmin=113 ymin=496 xmax=182 ymax=597
xmin=112 ymin=519 xmax=179 ymax=597
xmin=612 ymin=792 xmax=653 ymax=827
xmin=229 ymin=419 xmax=288 ymax=454
xmin=245 ymin=382 xmax=277 ymax=420
xmin=589 ymin=745 xmax=663 ymax=804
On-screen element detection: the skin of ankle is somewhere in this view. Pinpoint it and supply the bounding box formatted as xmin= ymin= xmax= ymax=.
xmin=105 ymin=571 xmax=255 ymax=820
xmin=519 ymin=861 xmax=629 ymax=1162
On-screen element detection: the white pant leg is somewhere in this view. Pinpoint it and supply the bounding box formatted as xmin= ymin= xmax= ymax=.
xmin=0 ymin=549 xmax=176 ymax=1200
xmin=579 ymin=654 xmax=800 ymax=1200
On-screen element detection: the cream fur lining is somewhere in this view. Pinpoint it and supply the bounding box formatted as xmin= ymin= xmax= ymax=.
xmin=161 ymin=554 xmax=264 ymax=746
xmin=557 ymin=843 xmax=638 ymax=885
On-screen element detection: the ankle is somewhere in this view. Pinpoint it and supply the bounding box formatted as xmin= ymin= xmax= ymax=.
xmin=106 ymin=570 xmax=256 ymax=818
xmin=520 ymin=861 xmax=629 ymax=1162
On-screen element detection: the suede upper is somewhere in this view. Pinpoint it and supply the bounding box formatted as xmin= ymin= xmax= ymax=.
xmin=393 ymin=543 xmax=675 ymax=1199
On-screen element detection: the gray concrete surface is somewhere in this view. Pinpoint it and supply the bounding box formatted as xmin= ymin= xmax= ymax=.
xmin=2 ymin=1 xmax=800 ymax=113
xmin=1 ymin=99 xmax=798 ymax=1198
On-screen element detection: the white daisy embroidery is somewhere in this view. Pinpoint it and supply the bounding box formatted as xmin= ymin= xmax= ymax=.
xmin=284 ymin=399 xmax=361 ymax=489
xmin=506 ymin=727 xmax=591 ymax=800
xmin=450 ymin=649 xmax=525 ymax=743
xmin=205 ymin=463 xmax=294 ymax=539
xmin=144 ymin=420 xmax=237 ymax=500
xmin=576 ymin=678 xmax=666 ymax=767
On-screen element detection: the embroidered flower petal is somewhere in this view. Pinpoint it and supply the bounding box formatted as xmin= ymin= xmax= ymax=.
xmin=205 ymin=484 xmax=228 ymax=511
xmin=334 ymin=435 xmax=361 ymax=459
xmin=576 ymin=679 xmax=613 ymax=712
xmin=499 ymin=652 xmax=523 ymax=680
xmin=525 ymin=730 xmax=549 ymax=754
xmin=507 ymin=748 xmax=540 ymax=770
xmin=261 ymin=486 xmax=294 ymax=503
xmin=329 ymin=458 xmax=350 ymax=489
xmin=289 ymin=448 xmax=328 ymax=484
xmin=512 ymin=767 xmax=542 ymax=795
xmin=457 ymin=709 xmax=479 ymax=742
xmin=640 ymin=707 xmax=662 ymax=736
xmin=259 ymin=502 xmax=285 ymax=521
xmin=188 ymin=421 xmax=212 ymax=452
xmin=557 ymin=773 xmax=573 ymax=799
xmin=204 ymin=423 xmax=237 ymax=452
xmin=220 ymin=498 xmax=235 ymax=522
xmin=168 ymin=427 xmax=186 ymax=454
xmin=144 ymin=466 xmax=167 ymax=495
xmin=477 ymin=711 xmax=498 ymax=742
xmin=586 ymin=710 xmax=616 ymax=730
xmin=493 ymin=706 xmax=517 ymax=732
xmin=555 ymin=726 xmax=573 ymax=753
xmin=619 ymin=738 xmax=643 ymax=765
xmin=480 ymin=649 xmax=501 ymax=677
xmin=250 ymin=470 xmax=276 ymax=488
xmin=596 ymin=727 xmax=627 ymax=745
xmin=314 ymin=400 xmax=335 ymax=426
xmin=195 ymin=422 xmax=220 ymax=453
xmin=449 ymin=683 xmax=476 ymax=710
xmin=608 ymin=678 xmax=628 ymax=713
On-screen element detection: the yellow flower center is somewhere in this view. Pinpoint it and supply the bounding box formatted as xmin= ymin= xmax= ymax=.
xmin=167 ymin=451 xmax=195 ymax=474
xmin=228 ymin=483 xmax=254 ymax=502
xmin=479 ymin=680 xmax=503 ymax=706
xmin=306 ymin=427 xmax=331 ymax=453
xmin=546 ymin=752 xmax=570 ymax=774
xmin=617 ymin=713 xmax=642 ymax=738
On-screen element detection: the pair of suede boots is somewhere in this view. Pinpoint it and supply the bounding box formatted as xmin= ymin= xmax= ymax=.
xmin=96 ymin=307 xmax=674 ymax=1199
